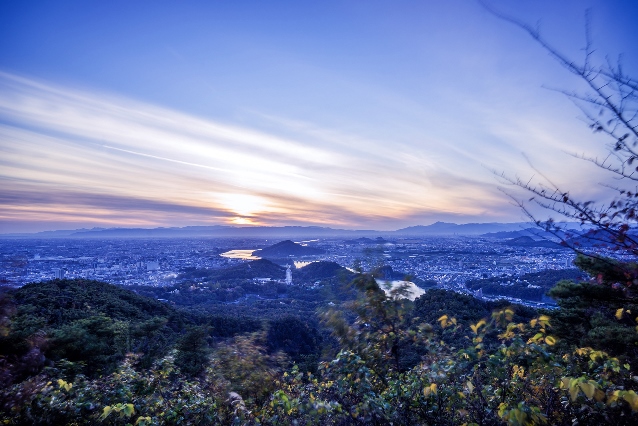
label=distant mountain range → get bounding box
[1,225,378,239]
[480,227,575,240]
[396,221,583,236]
[396,222,523,235]
[1,221,586,239]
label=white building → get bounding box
[285,265,292,285]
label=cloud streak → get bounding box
[0,70,599,232]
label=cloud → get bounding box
[0,70,593,231]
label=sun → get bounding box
[231,217,257,225]
[215,193,268,219]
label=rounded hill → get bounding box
[253,240,325,258]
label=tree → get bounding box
[483,3,638,298]
[480,4,638,381]
[174,326,210,377]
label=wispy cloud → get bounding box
[0,71,580,231]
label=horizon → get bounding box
[0,220,556,237]
[1,1,636,234]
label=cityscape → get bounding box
[0,229,581,308]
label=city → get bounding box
[0,233,581,308]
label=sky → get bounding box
[1,0,637,233]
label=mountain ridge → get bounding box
[1,221,585,238]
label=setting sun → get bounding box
[215,193,269,219]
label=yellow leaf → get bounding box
[100,406,113,421]
[498,402,508,417]
[569,383,579,401]
[623,390,638,411]
[123,403,135,417]
[56,379,72,392]
[530,318,538,327]
[545,335,556,345]
[438,315,449,328]
[608,390,621,405]
[575,347,589,356]
[424,383,437,397]
[471,319,486,334]
[466,381,474,394]
[528,333,543,344]
[579,382,596,399]
[560,377,570,389]
[616,308,624,320]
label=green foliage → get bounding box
[0,279,185,379]
[210,332,288,405]
[3,267,638,425]
[574,254,638,290]
[254,296,638,425]
[544,261,638,365]
[266,315,321,371]
[1,352,228,425]
[323,274,419,375]
[174,326,210,377]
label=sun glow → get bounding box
[216,193,269,218]
[231,217,258,225]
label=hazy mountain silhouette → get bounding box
[254,240,325,258]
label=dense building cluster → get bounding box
[0,235,585,308]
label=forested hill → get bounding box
[295,261,354,281]
[12,279,176,322]
[179,259,351,284]
[0,279,189,377]
[0,277,324,384]
[253,240,325,257]
[210,258,286,280]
